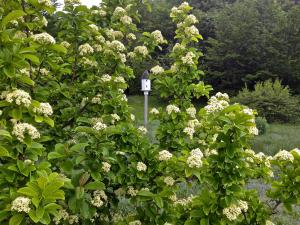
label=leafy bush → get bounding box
[233,79,300,123]
[255,117,268,135]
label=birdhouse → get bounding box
[141,70,151,92]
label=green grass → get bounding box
[128,95,300,156]
[251,124,300,155]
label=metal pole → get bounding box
[144,91,148,127]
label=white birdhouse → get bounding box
[141,70,151,92]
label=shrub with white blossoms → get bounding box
[164,176,175,186]
[181,51,196,65]
[151,30,166,44]
[101,74,112,82]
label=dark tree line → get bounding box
[135,0,300,95]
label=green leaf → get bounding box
[1,10,26,28]
[70,143,89,152]
[12,108,22,120]
[137,190,155,197]
[43,117,54,127]
[49,44,67,54]
[154,196,164,208]
[36,207,45,220]
[23,54,40,64]
[48,152,64,160]
[18,187,37,197]
[0,146,9,157]
[85,181,105,190]
[17,75,35,86]
[9,214,24,225]
[0,130,12,140]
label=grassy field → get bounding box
[128,95,300,155]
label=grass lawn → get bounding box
[128,95,300,155]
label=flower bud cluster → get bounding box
[187,148,203,168]
[1,89,31,107]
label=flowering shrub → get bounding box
[0,1,299,225]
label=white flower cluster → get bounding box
[158,150,173,161]
[127,33,136,40]
[113,7,126,17]
[102,162,111,173]
[12,123,40,142]
[33,102,53,117]
[80,57,97,67]
[91,94,101,104]
[223,200,248,221]
[93,121,107,131]
[11,197,31,213]
[106,29,124,40]
[170,2,190,17]
[182,52,196,65]
[114,76,125,83]
[184,15,198,25]
[127,186,138,196]
[33,16,48,26]
[204,92,230,113]
[137,162,147,171]
[1,89,31,107]
[185,25,200,38]
[107,40,126,52]
[186,107,196,118]
[174,195,195,207]
[93,44,102,52]
[79,43,94,56]
[40,68,50,76]
[138,126,147,134]
[204,148,218,157]
[129,220,142,225]
[53,209,79,225]
[91,190,107,208]
[32,32,55,45]
[249,126,259,136]
[187,119,201,128]
[150,108,159,115]
[151,30,166,44]
[88,24,98,32]
[120,15,132,25]
[166,104,180,114]
[111,113,120,124]
[101,74,112,82]
[173,43,185,52]
[151,65,164,75]
[273,150,294,162]
[164,176,175,186]
[92,9,106,16]
[183,126,195,139]
[60,41,70,48]
[131,114,135,121]
[134,46,148,57]
[187,148,203,168]
[20,68,30,76]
